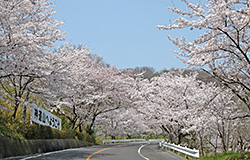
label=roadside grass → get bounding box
[200,152,250,160]
[0,102,95,143]
[177,151,250,160]
[177,152,250,160]
[158,144,250,160]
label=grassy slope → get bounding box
[200,152,250,160]
[0,100,95,142]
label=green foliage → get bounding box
[17,123,54,139]
[200,152,250,160]
[0,104,95,144]
[0,110,24,139]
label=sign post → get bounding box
[30,103,61,130]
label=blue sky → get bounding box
[51,0,192,71]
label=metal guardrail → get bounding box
[159,141,199,160]
[148,139,165,142]
[102,139,146,144]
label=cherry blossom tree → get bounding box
[33,43,91,131]
[157,0,250,118]
[145,70,250,153]
[0,0,65,119]
[133,70,245,153]
[82,66,135,135]
[96,107,152,140]
[94,73,152,139]
[38,46,136,135]
[96,110,122,139]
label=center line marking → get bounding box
[138,144,150,160]
[86,145,121,160]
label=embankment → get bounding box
[0,136,93,158]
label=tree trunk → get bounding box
[86,116,96,135]
[199,131,204,156]
[177,131,186,145]
[161,125,174,143]
[22,90,30,123]
[79,124,83,133]
[127,134,132,139]
[12,102,19,119]
[86,125,93,135]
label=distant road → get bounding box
[10,141,185,160]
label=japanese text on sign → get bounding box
[30,103,61,130]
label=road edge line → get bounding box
[138,144,150,160]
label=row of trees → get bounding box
[1,0,65,119]
[157,0,250,117]
[155,0,250,153]
[0,0,134,135]
[96,70,249,154]
[94,0,250,154]
[1,0,249,154]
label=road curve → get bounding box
[7,141,185,160]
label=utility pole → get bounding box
[22,89,30,124]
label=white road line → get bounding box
[138,144,150,160]
[20,148,80,160]
[20,154,42,160]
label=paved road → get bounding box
[7,141,185,160]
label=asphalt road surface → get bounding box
[7,141,186,160]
